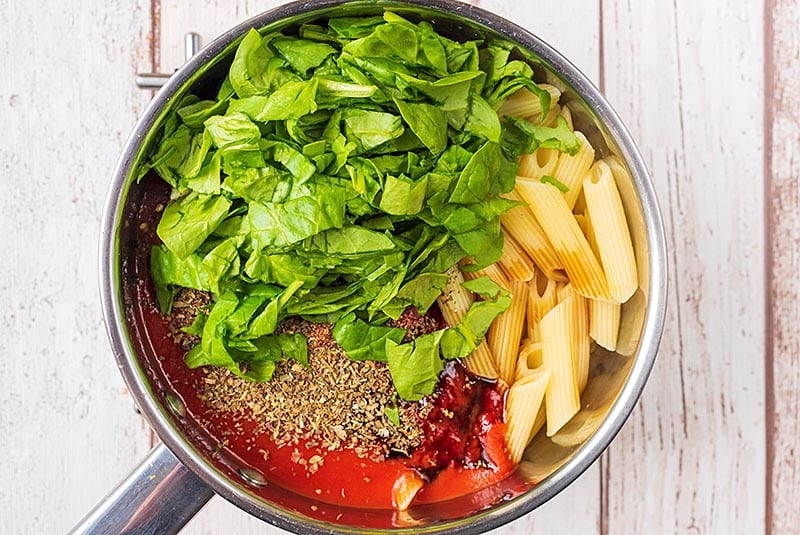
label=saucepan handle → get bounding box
[68,443,214,535]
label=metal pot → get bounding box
[72,1,667,533]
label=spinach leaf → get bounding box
[156,192,232,259]
[332,313,405,361]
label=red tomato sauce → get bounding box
[122,174,530,523]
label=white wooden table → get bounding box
[1,1,797,533]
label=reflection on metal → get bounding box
[135,32,201,89]
[67,444,213,535]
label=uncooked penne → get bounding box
[518,147,560,179]
[438,265,500,378]
[589,298,621,351]
[552,131,595,209]
[542,298,580,437]
[437,265,472,327]
[497,84,561,121]
[516,339,543,381]
[559,105,574,131]
[557,283,590,393]
[461,262,511,292]
[583,160,638,303]
[502,189,566,281]
[498,231,536,282]
[463,342,500,380]
[541,298,580,436]
[488,280,529,385]
[505,368,550,463]
[527,274,558,342]
[515,180,610,301]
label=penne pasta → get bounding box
[515,180,611,301]
[557,283,591,393]
[504,368,550,463]
[558,105,574,131]
[461,262,511,292]
[497,84,562,122]
[583,160,638,303]
[502,189,566,281]
[436,265,473,327]
[498,231,536,282]
[552,131,595,209]
[488,281,529,385]
[528,404,546,445]
[438,265,500,378]
[516,339,543,381]
[589,298,621,351]
[527,273,558,342]
[463,342,500,379]
[540,298,581,436]
[518,147,560,179]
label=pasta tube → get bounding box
[583,160,638,303]
[437,265,499,379]
[552,131,595,209]
[515,180,610,301]
[559,105,574,130]
[488,280,529,385]
[505,368,550,463]
[557,283,590,393]
[461,262,511,292]
[541,298,581,436]
[498,231,536,282]
[497,84,562,121]
[518,147,560,179]
[589,298,621,351]
[527,273,558,342]
[502,189,566,281]
[516,339,543,381]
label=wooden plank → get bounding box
[765,0,800,533]
[0,1,155,534]
[157,1,602,533]
[600,1,766,533]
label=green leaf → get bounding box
[247,188,346,249]
[342,108,404,151]
[386,331,445,401]
[385,404,401,427]
[379,174,427,215]
[393,98,448,155]
[156,192,232,259]
[228,79,319,122]
[332,313,405,361]
[272,36,337,75]
[506,115,580,156]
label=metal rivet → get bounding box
[164,391,186,418]
[238,467,268,488]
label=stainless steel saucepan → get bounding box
[71,1,667,533]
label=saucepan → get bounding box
[71,0,667,533]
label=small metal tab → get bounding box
[164,391,187,418]
[136,32,201,89]
[238,467,268,488]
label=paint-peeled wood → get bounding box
[766,0,800,532]
[600,0,766,533]
[0,1,155,534]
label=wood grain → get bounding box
[600,0,767,533]
[0,1,155,533]
[765,0,800,532]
